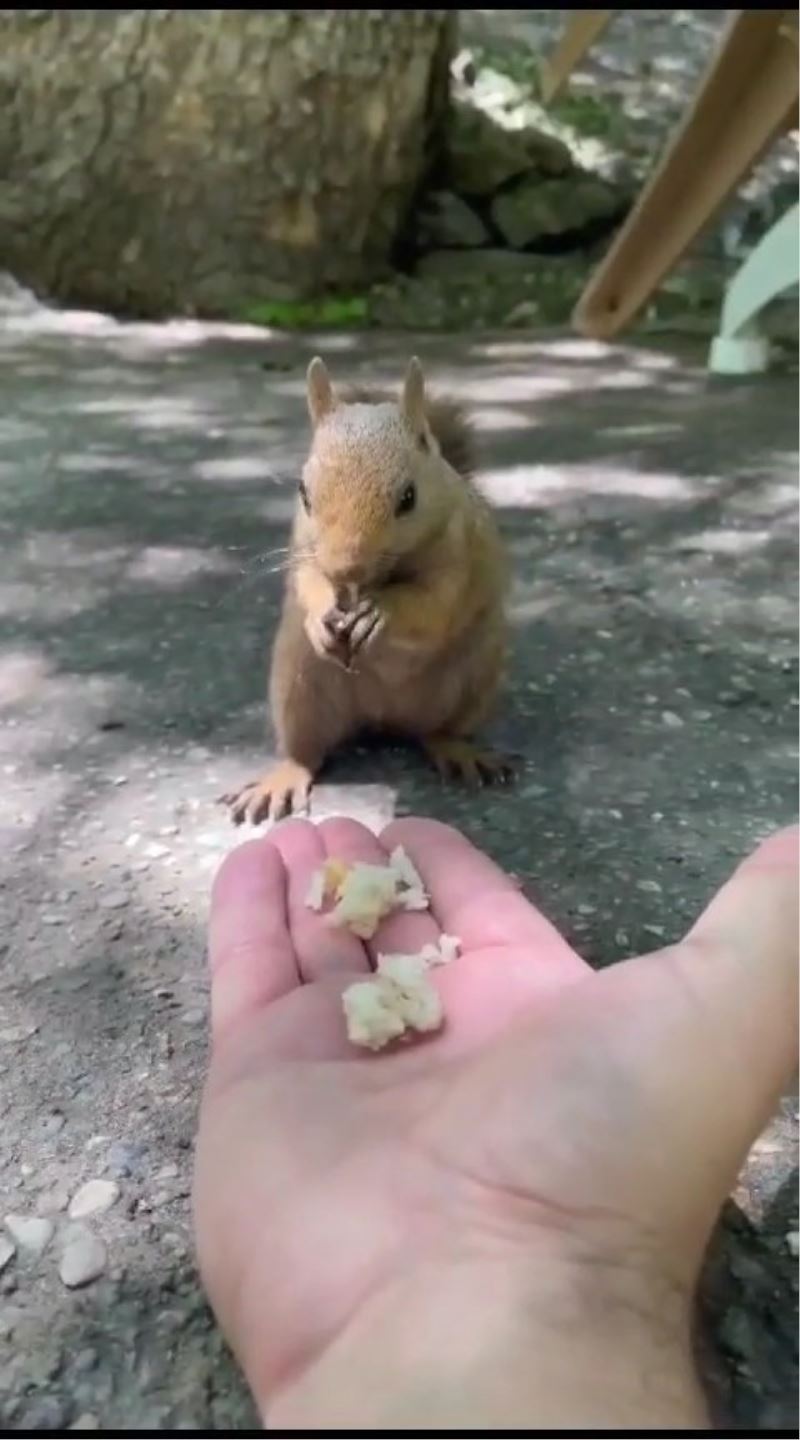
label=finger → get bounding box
[380,818,586,978]
[209,837,299,1042]
[268,818,370,982]
[318,817,441,965]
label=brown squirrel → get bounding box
[223,355,513,825]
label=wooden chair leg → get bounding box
[539,11,615,105]
[572,9,800,342]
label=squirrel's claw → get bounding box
[220,761,314,826]
[423,738,518,788]
[315,597,385,666]
[346,600,385,656]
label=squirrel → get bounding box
[223,355,513,825]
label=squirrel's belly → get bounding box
[351,651,473,739]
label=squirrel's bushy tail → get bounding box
[422,394,476,480]
[341,385,477,480]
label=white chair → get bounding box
[709,202,799,374]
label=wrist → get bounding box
[264,1248,707,1430]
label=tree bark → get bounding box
[0,10,454,317]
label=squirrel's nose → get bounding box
[328,566,367,604]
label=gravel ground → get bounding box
[0,279,797,1430]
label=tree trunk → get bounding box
[0,10,454,317]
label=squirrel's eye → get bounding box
[396,483,416,516]
[298,479,311,513]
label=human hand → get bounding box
[193,817,798,1428]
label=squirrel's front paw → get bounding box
[343,597,385,657]
[304,611,350,667]
[311,598,385,667]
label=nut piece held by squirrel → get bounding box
[223,354,515,825]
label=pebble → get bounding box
[105,1139,147,1180]
[58,1224,107,1288]
[69,1179,120,1220]
[636,879,662,893]
[0,1024,38,1045]
[4,1213,55,1256]
[71,1416,100,1432]
[161,1230,187,1254]
[73,1346,98,1374]
[181,1008,205,1027]
[20,1398,71,1430]
[156,1161,180,1181]
[0,1235,15,1272]
[39,1111,67,1137]
[99,890,130,911]
[662,710,684,728]
[787,1231,799,1258]
[157,1031,173,1060]
[144,842,170,860]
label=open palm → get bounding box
[193,816,797,1422]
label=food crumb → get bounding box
[305,846,430,938]
[342,934,460,1051]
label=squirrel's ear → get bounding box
[306,356,336,428]
[400,356,426,434]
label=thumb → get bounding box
[591,826,797,1268]
[684,823,798,1109]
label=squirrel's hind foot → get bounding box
[423,737,517,788]
[220,760,314,826]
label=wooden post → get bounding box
[539,11,615,105]
[572,10,800,341]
